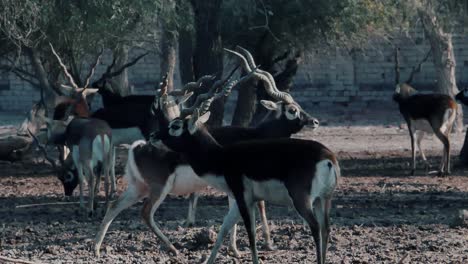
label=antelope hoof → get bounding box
[94,247,101,258]
[264,242,277,251]
[87,209,96,219]
[228,246,241,258]
[437,170,448,177]
[165,244,179,256]
[424,163,430,174]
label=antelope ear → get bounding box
[178,92,194,105]
[395,84,401,94]
[64,116,74,125]
[198,111,211,124]
[260,100,279,111]
[82,88,99,97]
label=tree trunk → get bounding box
[231,77,257,127]
[178,27,194,85]
[191,0,224,126]
[418,7,466,163]
[0,135,32,161]
[25,47,56,116]
[160,29,177,92]
[0,103,47,161]
[108,44,130,96]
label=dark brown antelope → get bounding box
[154,48,336,264]
[95,69,268,258]
[153,103,338,264]
[394,48,457,176]
[94,48,320,258]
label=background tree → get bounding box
[216,0,403,126]
[0,0,162,160]
[0,0,161,111]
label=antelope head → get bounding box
[225,46,319,128]
[260,100,320,130]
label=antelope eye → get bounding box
[65,172,74,182]
[288,108,297,113]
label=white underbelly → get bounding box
[200,174,231,196]
[170,165,208,195]
[249,178,292,205]
[112,127,144,145]
[411,118,433,133]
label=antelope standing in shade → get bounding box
[94,47,320,258]
[41,44,116,213]
[393,48,457,176]
[153,48,336,264]
[153,104,338,264]
[44,117,115,216]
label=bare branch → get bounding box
[247,0,280,42]
[0,255,43,264]
[92,52,147,88]
[0,64,39,88]
[27,128,58,172]
[406,48,431,84]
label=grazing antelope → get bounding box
[393,83,457,176]
[153,106,338,264]
[45,116,115,215]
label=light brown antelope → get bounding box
[43,44,115,214]
[394,48,457,176]
[44,116,115,216]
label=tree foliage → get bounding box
[0,0,163,90]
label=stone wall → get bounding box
[2,31,468,113]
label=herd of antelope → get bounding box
[28,45,468,264]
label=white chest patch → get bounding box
[246,178,292,205]
[170,165,209,195]
[112,127,144,145]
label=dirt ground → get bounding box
[0,112,467,264]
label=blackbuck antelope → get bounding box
[95,48,321,258]
[156,48,334,264]
[45,117,115,215]
[153,106,338,264]
[91,71,215,142]
[393,83,457,176]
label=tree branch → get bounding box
[92,52,148,86]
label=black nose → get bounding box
[308,118,319,129]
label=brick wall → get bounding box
[2,31,468,113]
